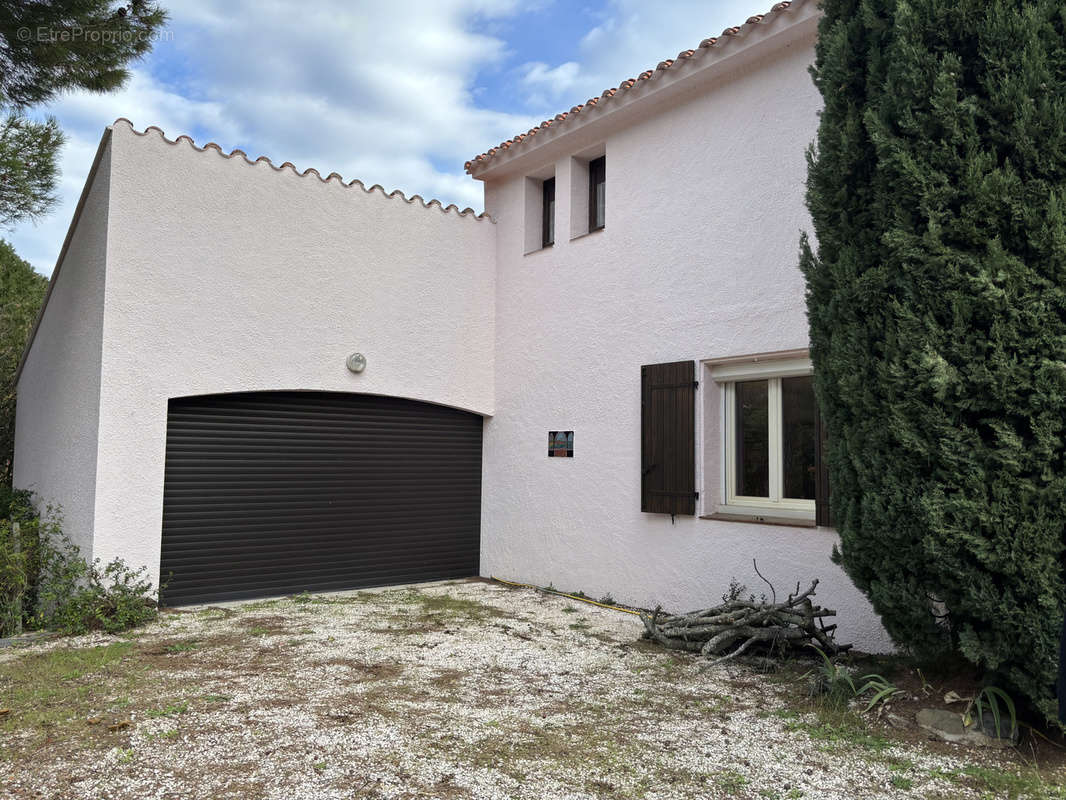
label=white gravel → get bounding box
[0,580,1052,799]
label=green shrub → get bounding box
[35,542,158,635]
[0,494,158,636]
[0,489,49,636]
[801,0,1066,723]
[0,519,29,635]
[0,485,35,519]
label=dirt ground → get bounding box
[2,579,1065,799]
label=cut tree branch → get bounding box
[639,576,850,663]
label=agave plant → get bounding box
[809,647,902,713]
[965,686,1017,740]
[854,673,902,713]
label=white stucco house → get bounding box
[12,0,892,651]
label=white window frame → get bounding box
[712,357,816,521]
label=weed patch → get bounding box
[240,599,282,611]
[782,705,890,753]
[715,768,748,794]
[145,700,189,718]
[410,592,509,622]
[0,641,136,749]
[954,765,1066,800]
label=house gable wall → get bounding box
[479,29,894,652]
[86,121,496,586]
[13,139,112,560]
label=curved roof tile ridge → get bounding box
[110,118,491,221]
[464,0,797,173]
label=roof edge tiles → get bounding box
[464,1,809,175]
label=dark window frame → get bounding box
[541,177,555,248]
[588,156,605,232]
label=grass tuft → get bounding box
[145,700,189,718]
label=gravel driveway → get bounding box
[1,580,1062,799]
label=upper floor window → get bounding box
[588,156,605,231]
[542,177,555,247]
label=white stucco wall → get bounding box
[80,120,496,586]
[478,25,893,651]
[13,140,112,558]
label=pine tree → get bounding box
[0,1,167,223]
[0,114,62,225]
[0,0,168,108]
[802,0,1066,722]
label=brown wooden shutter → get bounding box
[641,360,696,516]
[815,413,833,527]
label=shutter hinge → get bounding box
[693,380,699,389]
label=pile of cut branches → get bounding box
[639,575,850,664]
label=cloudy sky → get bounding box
[7,0,767,275]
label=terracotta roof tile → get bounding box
[465,1,797,173]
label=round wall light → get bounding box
[346,352,367,373]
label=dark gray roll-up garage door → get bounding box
[159,391,483,606]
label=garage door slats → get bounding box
[161,555,480,591]
[167,567,479,605]
[160,391,483,606]
[160,526,482,556]
[161,495,483,516]
[162,557,480,589]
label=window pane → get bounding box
[542,178,555,247]
[735,380,769,497]
[782,375,817,500]
[589,156,605,231]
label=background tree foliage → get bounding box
[0,0,167,223]
[0,115,62,225]
[0,240,47,485]
[802,0,1066,722]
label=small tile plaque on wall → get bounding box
[548,431,573,457]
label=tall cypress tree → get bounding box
[802,0,1066,721]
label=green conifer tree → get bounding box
[802,0,1066,721]
[0,240,47,486]
[0,1,168,223]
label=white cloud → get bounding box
[520,61,581,108]
[517,0,775,113]
[5,0,538,274]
